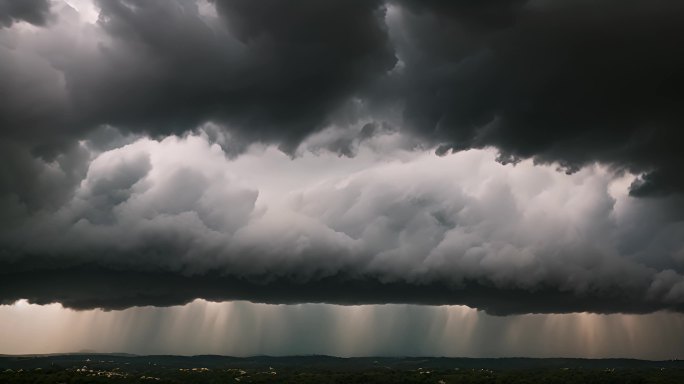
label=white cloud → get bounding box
[3,130,684,312]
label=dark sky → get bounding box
[1,0,684,321]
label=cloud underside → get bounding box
[2,0,684,314]
[3,268,681,315]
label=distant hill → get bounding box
[1,354,683,371]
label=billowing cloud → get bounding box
[0,0,51,27]
[2,0,684,194]
[384,0,684,196]
[1,1,684,317]
[2,132,684,314]
[0,0,395,155]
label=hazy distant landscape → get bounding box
[2,355,684,383]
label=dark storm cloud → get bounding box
[0,0,395,155]
[2,266,681,315]
[0,0,51,27]
[2,0,684,194]
[387,0,684,196]
[0,0,393,212]
[2,0,684,315]
[1,137,684,315]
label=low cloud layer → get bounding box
[2,133,684,314]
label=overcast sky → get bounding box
[1,0,684,357]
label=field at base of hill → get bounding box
[1,355,684,383]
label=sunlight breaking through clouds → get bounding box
[2,299,684,360]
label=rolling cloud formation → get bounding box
[2,134,684,314]
[1,0,684,314]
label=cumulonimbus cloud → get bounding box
[1,132,684,314]
[1,0,684,314]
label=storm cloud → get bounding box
[2,0,684,191]
[2,133,684,314]
[386,0,684,196]
[0,0,51,27]
[1,1,684,315]
[0,0,395,155]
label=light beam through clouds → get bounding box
[2,299,684,360]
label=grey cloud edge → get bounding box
[1,266,679,315]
